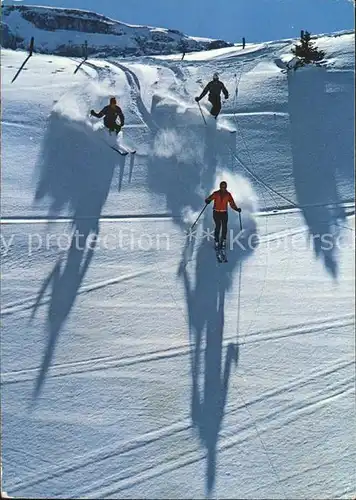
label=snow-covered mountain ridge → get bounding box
[1,4,233,57]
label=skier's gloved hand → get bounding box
[195,97,200,102]
[236,207,242,212]
[205,198,212,204]
[90,110,95,116]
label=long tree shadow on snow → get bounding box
[178,214,257,496]
[288,67,354,278]
[31,110,120,399]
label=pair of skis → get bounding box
[215,244,228,263]
[94,124,136,156]
[110,144,136,156]
[196,101,236,133]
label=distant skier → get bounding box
[90,97,125,134]
[195,73,229,119]
[205,181,241,249]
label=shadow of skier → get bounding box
[178,214,256,496]
[31,224,97,400]
[147,95,237,233]
[31,110,117,399]
[147,96,204,227]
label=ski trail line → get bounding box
[7,359,353,495]
[0,269,151,317]
[106,60,159,132]
[9,362,352,497]
[2,314,353,384]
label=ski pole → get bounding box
[234,73,238,97]
[236,209,243,342]
[196,101,207,125]
[189,204,208,232]
[238,210,243,231]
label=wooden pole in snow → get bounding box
[11,37,35,83]
[74,40,88,74]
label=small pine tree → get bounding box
[291,31,325,65]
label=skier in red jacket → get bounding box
[205,181,241,249]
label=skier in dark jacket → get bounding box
[90,97,125,134]
[205,181,241,249]
[195,73,229,118]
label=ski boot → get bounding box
[220,239,228,262]
[215,240,222,262]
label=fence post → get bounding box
[29,36,34,56]
[11,36,34,83]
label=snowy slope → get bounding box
[1,30,355,500]
[1,4,231,57]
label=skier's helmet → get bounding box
[110,97,117,105]
[220,181,227,189]
[213,72,219,80]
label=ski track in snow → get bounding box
[1,205,354,224]
[6,358,353,495]
[2,120,43,130]
[108,60,159,132]
[83,59,158,132]
[0,269,152,317]
[2,314,354,385]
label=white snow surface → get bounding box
[1,31,355,499]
